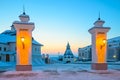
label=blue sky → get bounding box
[0,0,120,55]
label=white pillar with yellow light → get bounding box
[13,12,34,71]
[88,17,110,70]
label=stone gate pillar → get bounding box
[88,18,110,70]
[13,12,34,71]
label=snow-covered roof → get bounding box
[0,51,15,54]
[0,30,43,46]
[0,33,16,44]
[64,49,74,56]
[13,21,34,25]
[19,13,29,18]
[108,36,120,43]
[64,43,74,56]
[32,39,43,46]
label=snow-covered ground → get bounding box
[0,64,120,80]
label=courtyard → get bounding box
[0,64,120,80]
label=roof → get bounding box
[19,12,29,18]
[64,49,74,56]
[0,51,16,54]
[32,39,43,46]
[0,30,43,46]
[108,36,120,43]
[13,21,34,25]
[64,43,74,56]
[0,31,16,44]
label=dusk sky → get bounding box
[0,0,120,55]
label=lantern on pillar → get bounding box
[21,37,25,49]
[100,39,106,49]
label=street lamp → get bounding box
[113,55,116,61]
[21,37,25,49]
[100,39,106,49]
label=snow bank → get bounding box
[0,64,120,80]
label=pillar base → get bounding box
[16,65,32,71]
[92,63,107,70]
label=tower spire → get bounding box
[67,42,70,49]
[23,5,26,15]
[94,12,105,27]
[98,12,101,20]
[19,5,30,22]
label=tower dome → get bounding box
[94,18,105,27]
[19,12,30,22]
[94,13,105,27]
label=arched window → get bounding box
[35,48,37,51]
[0,55,1,61]
[4,47,6,51]
[15,47,17,51]
[68,56,70,58]
[0,47,1,51]
[6,54,10,62]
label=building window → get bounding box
[0,47,1,51]
[37,48,39,51]
[109,45,112,47]
[4,47,6,51]
[35,48,37,51]
[15,47,16,51]
[6,54,10,62]
[0,57,1,61]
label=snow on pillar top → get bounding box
[19,12,30,22]
[94,19,105,27]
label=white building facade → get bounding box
[78,45,91,61]
[107,36,120,61]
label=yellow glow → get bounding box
[41,42,79,54]
[16,30,31,65]
[99,39,106,49]
[113,55,116,58]
[96,33,107,63]
[21,37,25,42]
[102,39,106,44]
[35,34,90,54]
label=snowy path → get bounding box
[0,64,120,80]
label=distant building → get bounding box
[78,45,91,61]
[63,43,74,63]
[58,55,63,61]
[0,12,44,65]
[107,36,120,61]
[78,36,120,62]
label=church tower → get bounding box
[63,42,74,63]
